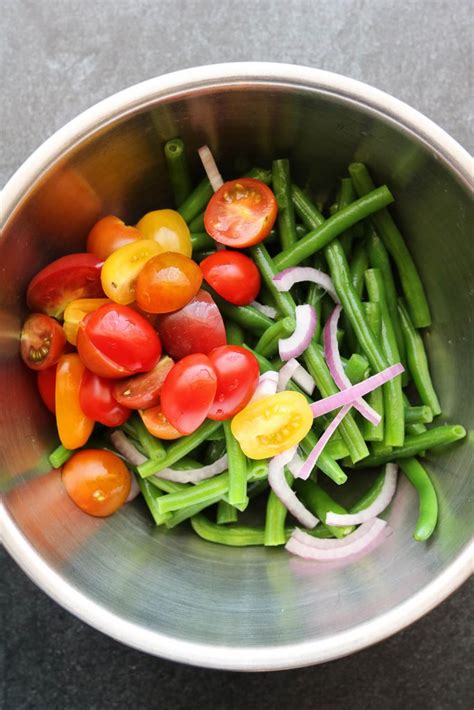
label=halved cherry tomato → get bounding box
[135,252,202,314]
[231,391,313,459]
[20,313,66,371]
[37,366,57,413]
[62,449,131,517]
[55,354,94,449]
[136,209,192,257]
[79,370,131,426]
[207,346,259,420]
[26,253,104,318]
[204,178,277,248]
[81,304,161,375]
[63,298,110,345]
[161,354,217,435]
[77,324,132,379]
[101,239,162,304]
[157,289,226,360]
[200,251,261,305]
[87,215,142,261]
[113,356,174,410]
[139,405,182,440]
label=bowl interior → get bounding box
[1,70,472,669]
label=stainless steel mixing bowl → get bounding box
[1,63,472,671]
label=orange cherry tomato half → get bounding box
[55,354,94,449]
[37,365,57,413]
[200,250,261,305]
[79,370,131,427]
[160,354,217,435]
[113,355,174,410]
[86,215,142,261]
[61,449,131,517]
[207,345,260,420]
[204,178,277,248]
[135,252,202,314]
[139,405,182,440]
[20,313,66,371]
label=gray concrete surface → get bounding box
[1,1,473,708]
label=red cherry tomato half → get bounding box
[200,251,261,306]
[20,313,66,371]
[37,365,57,413]
[86,215,142,261]
[84,303,161,374]
[113,356,174,410]
[79,370,131,427]
[157,289,226,360]
[204,178,277,248]
[207,345,260,420]
[160,354,217,435]
[77,324,132,379]
[26,253,104,318]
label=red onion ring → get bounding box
[326,464,398,526]
[279,304,317,361]
[268,448,319,528]
[272,266,339,303]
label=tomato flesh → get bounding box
[79,370,131,426]
[160,354,217,435]
[204,178,277,248]
[55,354,94,449]
[139,405,182,440]
[62,449,131,517]
[200,251,261,305]
[20,313,66,370]
[207,346,259,420]
[136,209,192,257]
[26,253,104,318]
[87,215,142,261]
[113,356,174,410]
[135,252,202,314]
[37,366,57,413]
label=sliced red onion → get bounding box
[310,363,404,418]
[110,430,147,466]
[287,451,306,479]
[324,305,380,426]
[290,363,315,395]
[268,448,319,528]
[126,474,141,503]
[155,453,228,484]
[286,518,388,560]
[277,358,315,395]
[298,404,352,480]
[198,145,224,192]
[326,464,398,526]
[279,304,317,361]
[272,266,339,303]
[250,301,277,319]
[250,371,279,403]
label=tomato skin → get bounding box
[204,178,277,248]
[77,323,132,379]
[63,298,111,345]
[231,391,313,460]
[101,239,162,305]
[157,289,226,360]
[113,356,174,409]
[55,354,95,449]
[79,370,131,426]
[62,449,131,517]
[37,366,57,413]
[161,354,217,435]
[87,215,142,261]
[207,346,259,420]
[136,252,202,314]
[20,313,66,371]
[200,251,261,305]
[84,304,161,374]
[139,405,182,440]
[136,209,192,257]
[26,253,104,318]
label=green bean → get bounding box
[245,166,272,185]
[272,159,298,250]
[137,419,221,477]
[178,178,214,224]
[149,477,186,494]
[189,212,205,233]
[294,481,355,538]
[191,514,268,546]
[398,457,438,540]
[353,425,466,467]
[291,184,325,230]
[300,432,348,485]
[254,316,295,357]
[349,163,431,327]
[343,352,371,384]
[165,495,223,529]
[403,393,428,437]
[338,177,357,257]
[225,320,245,346]
[349,468,386,514]
[264,469,292,546]
[362,302,384,442]
[325,439,350,460]
[224,420,248,507]
[157,472,231,514]
[139,478,171,526]
[208,289,274,335]
[49,443,73,469]
[207,427,225,441]
[203,438,227,465]
[217,500,239,524]
[365,268,404,447]
[398,300,441,416]
[164,138,192,207]
[273,186,394,270]
[132,414,166,461]
[351,241,369,298]
[306,254,326,342]
[404,406,433,425]
[191,232,214,252]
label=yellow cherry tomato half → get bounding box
[231,391,313,460]
[101,239,162,304]
[63,298,110,345]
[136,209,192,257]
[55,353,94,450]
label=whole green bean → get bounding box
[139,479,171,526]
[132,414,166,461]
[338,177,357,257]
[291,184,325,231]
[404,406,433,425]
[191,514,269,546]
[398,457,438,540]
[272,159,298,250]
[294,481,355,538]
[264,469,292,546]
[225,320,245,346]
[178,178,214,224]
[274,185,394,270]
[362,301,385,442]
[164,138,192,207]
[398,300,441,416]
[208,289,274,335]
[349,162,431,327]
[224,420,248,507]
[49,443,73,469]
[254,317,295,357]
[217,500,239,524]
[191,232,215,252]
